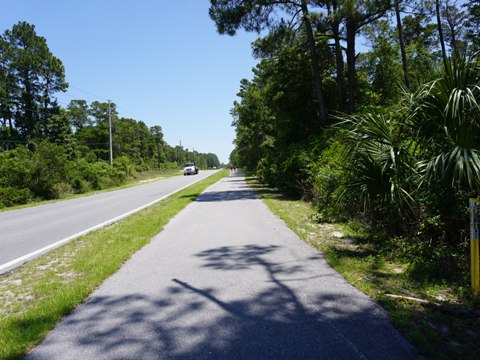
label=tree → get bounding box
[113,117,150,164]
[300,0,329,125]
[394,0,410,89]
[231,78,275,172]
[341,0,393,113]
[45,108,75,154]
[0,35,15,140]
[67,100,90,130]
[72,101,112,160]
[1,22,67,140]
[209,0,329,126]
[321,0,348,111]
[89,100,116,125]
[203,153,220,168]
[435,0,448,69]
[149,125,166,167]
[441,0,467,57]
[402,13,439,88]
[465,0,480,54]
[362,20,403,105]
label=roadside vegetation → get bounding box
[0,169,227,360]
[247,177,480,359]
[212,1,480,298]
[0,22,220,209]
[0,168,183,213]
[210,1,480,358]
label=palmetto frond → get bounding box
[410,55,480,190]
[418,147,480,189]
[340,112,416,214]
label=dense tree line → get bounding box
[0,22,220,208]
[212,0,480,279]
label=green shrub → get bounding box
[50,182,75,199]
[0,146,33,189]
[72,159,120,190]
[28,141,71,199]
[159,162,180,170]
[275,143,312,197]
[310,138,347,221]
[107,165,127,186]
[0,187,33,207]
[114,156,137,179]
[256,156,277,187]
[70,176,92,194]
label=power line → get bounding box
[2,82,143,123]
[67,85,109,102]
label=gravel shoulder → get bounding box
[27,173,420,360]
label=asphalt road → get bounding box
[0,170,216,273]
[28,173,419,360]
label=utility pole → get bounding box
[179,140,182,164]
[108,100,113,166]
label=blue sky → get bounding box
[2,0,260,163]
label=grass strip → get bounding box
[0,169,228,360]
[246,177,480,360]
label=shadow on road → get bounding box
[29,245,418,359]
[195,190,259,202]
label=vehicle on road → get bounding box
[183,162,198,175]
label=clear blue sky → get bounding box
[2,0,260,163]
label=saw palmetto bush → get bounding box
[337,112,417,234]
[409,56,480,190]
[325,55,480,278]
[402,56,480,277]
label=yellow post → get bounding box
[469,198,480,293]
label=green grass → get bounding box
[246,177,480,360]
[0,168,184,213]
[0,169,228,360]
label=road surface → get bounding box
[28,173,419,359]
[0,171,216,273]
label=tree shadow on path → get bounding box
[28,245,419,360]
[194,190,259,202]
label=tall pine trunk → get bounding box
[395,0,410,89]
[346,18,356,114]
[333,24,346,111]
[329,0,346,111]
[22,69,36,139]
[301,0,328,127]
[436,0,448,69]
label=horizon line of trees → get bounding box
[0,21,220,208]
[212,0,480,280]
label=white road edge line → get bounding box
[0,172,217,274]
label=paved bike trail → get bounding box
[28,173,419,359]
